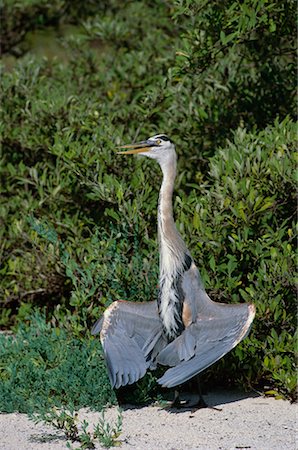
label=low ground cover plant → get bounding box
[0,0,296,412]
[0,312,116,413]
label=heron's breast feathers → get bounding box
[158,252,194,341]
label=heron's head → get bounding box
[117,134,175,166]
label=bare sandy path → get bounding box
[0,390,297,450]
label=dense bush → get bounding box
[0,0,108,54]
[0,312,116,413]
[0,0,296,400]
[171,0,296,149]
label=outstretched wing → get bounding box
[157,263,256,388]
[91,300,166,389]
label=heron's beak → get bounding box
[117,140,154,155]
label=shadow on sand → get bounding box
[121,389,260,413]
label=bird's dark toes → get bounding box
[190,397,222,412]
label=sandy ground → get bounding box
[0,390,297,450]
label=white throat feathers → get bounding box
[157,150,192,341]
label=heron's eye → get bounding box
[156,139,161,145]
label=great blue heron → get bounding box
[91,134,255,390]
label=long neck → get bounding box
[158,157,176,243]
[158,155,187,267]
[157,154,189,340]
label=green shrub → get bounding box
[169,0,296,155]
[0,0,296,400]
[27,216,159,334]
[0,312,116,413]
[1,0,109,54]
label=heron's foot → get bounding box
[167,392,222,412]
[164,390,222,411]
[193,395,208,409]
[189,396,222,412]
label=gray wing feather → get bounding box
[92,300,165,389]
[158,301,255,388]
[157,264,255,387]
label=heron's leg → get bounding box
[171,389,182,408]
[189,376,222,412]
[166,389,186,408]
[195,376,208,408]
[166,377,222,410]
[167,380,207,409]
